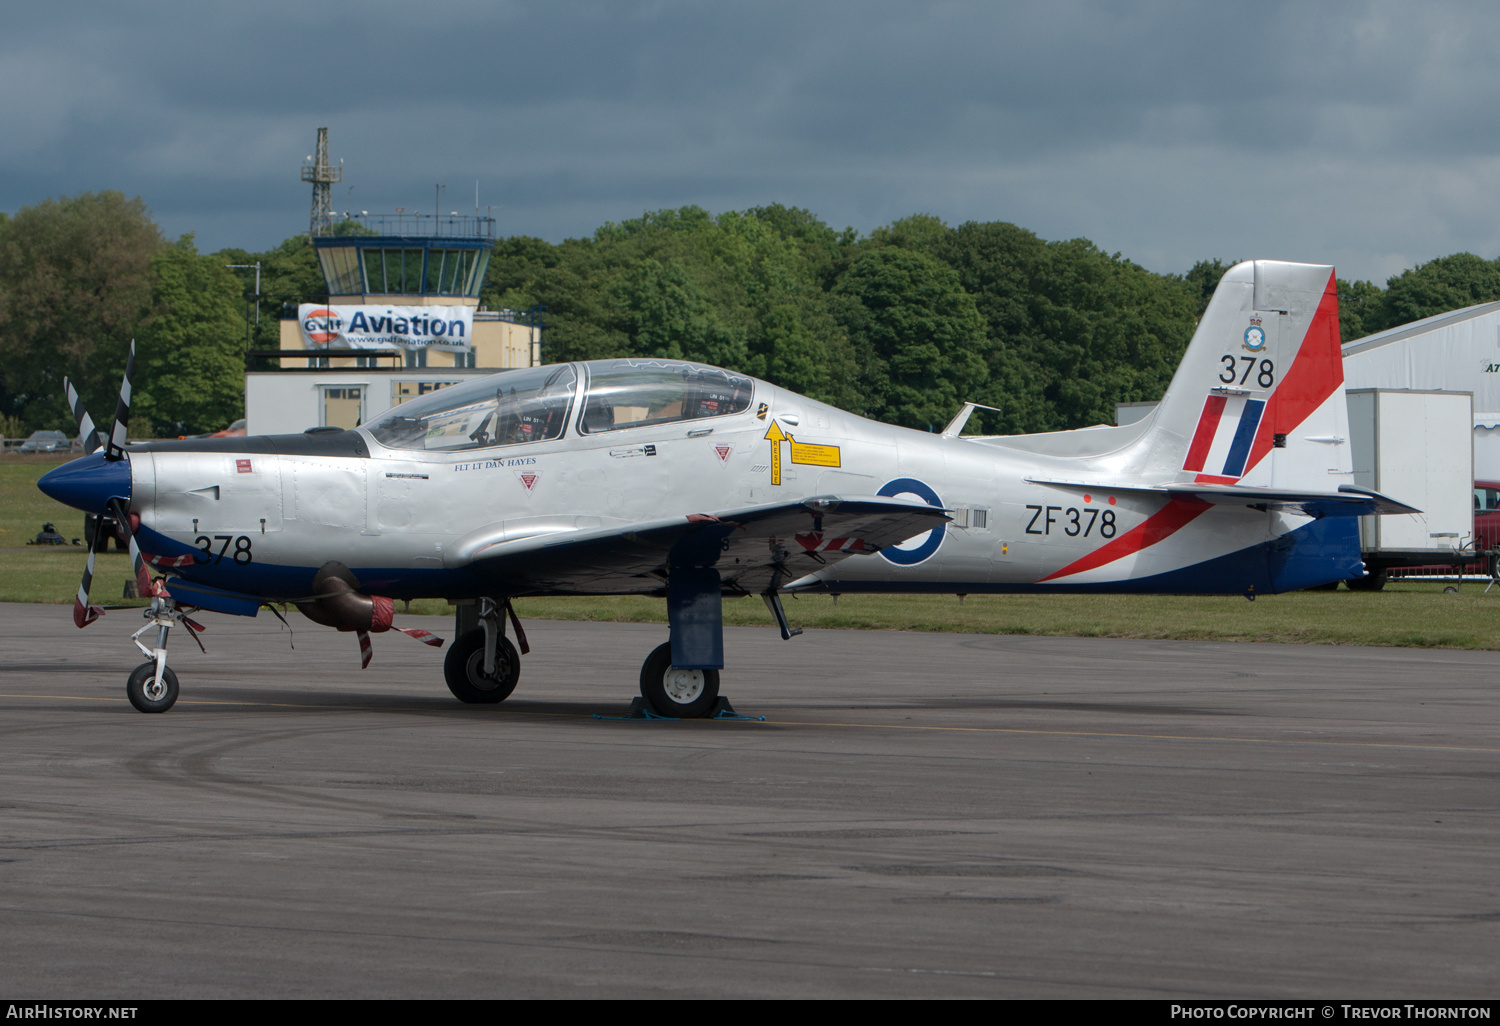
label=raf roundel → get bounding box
[302,308,344,346]
[1243,325,1266,352]
[876,477,946,565]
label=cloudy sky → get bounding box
[4,0,1500,282]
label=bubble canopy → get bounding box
[578,361,754,433]
[367,364,577,452]
[364,360,757,452]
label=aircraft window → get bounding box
[367,364,578,451]
[579,362,753,433]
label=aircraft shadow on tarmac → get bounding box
[86,684,1242,721]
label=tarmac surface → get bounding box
[0,601,1497,999]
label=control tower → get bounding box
[256,133,545,431]
[264,201,541,431]
[278,209,538,369]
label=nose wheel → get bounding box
[639,642,720,718]
[126,662,179,713]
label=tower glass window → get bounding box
[314,221,494,299]
[317,247,362,295]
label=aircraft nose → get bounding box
[37,451,132,512]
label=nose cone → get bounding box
[37,451,132,512]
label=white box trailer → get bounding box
[1346,389,1474,587]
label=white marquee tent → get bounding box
[1342,301,1500,481]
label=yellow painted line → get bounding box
[758,718,1500,753]
[0,692,578,716]
[2,693,1493,753]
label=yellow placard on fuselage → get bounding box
[788,439,841,467]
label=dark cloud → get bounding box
[3,1,1500,281]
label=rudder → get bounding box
[1143,261,1351,493]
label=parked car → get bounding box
[184,418,246,440]
[18,430,70,453]
[1474,481,1500,570]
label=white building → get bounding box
[1341,301,1500,481]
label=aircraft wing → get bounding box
[1027,477,1420,517]
[448,495,950,595]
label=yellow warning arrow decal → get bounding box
[764,421,786,486]
[765,421,841,484]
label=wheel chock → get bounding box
[591,696,764,722]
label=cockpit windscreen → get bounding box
[367,364,578,451]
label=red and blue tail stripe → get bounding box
[1183,396,1266,482]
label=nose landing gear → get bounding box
[124,591,197,713]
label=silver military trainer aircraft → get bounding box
[39,260,1415,716]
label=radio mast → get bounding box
[301,128,343,237]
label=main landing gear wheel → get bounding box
[1346,568,1389,592]
[639,642,720,719]
[444,629,520,704]
[126,662,179,714]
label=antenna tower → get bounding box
[300,127,343,237]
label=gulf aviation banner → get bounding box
[298,304,473,352]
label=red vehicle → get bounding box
[180,419,246,441]
[1474,481,1500,572]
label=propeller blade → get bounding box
[63,377,102,455]
[72,524,107,629]
[107,497,151,599]
[357,629,373,669]
[105,341,135,461]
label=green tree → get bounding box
[832,247,990,430]
[132,236,247,436]
[1185,259,1236,318]
[607,256,747,366]
[927,222,1198,433]
[0,192,162,430]
[1369,253,1500,334]
[477,206,859,407]
[1336,278,1384,342]
[215,233,328,353]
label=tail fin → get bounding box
[1147,261,1350,492]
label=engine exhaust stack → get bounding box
[297,561,394,633]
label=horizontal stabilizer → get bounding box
[1026,477,1419,518]
[1165,483,1417,517]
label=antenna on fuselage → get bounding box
[941,402,1003,438]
